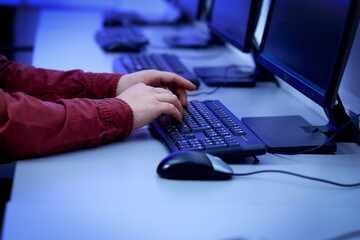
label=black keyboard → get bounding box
[113,53,200,87]
[150,100,266,160]
[95,27,149,52]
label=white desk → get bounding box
[2,9,360,240]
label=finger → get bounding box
[172,87,188,106]
[152,71,197,90]
[156,92,183,116]
[154,87,185,113]
[158,102,183,123]
[153,81,189,106]
[153,87,184,106]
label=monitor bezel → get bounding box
[256,0,360,109]
[208,0,263,53]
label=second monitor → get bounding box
[243,0,360,153]
[163,0,221,48]
[193,0,274,86]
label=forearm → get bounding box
[0,55,123,101]
[0,90,133,160]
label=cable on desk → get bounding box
[232,170,360,187]
[232,114,360,187]
[187,86,221,96]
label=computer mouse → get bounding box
[157,151,233,180]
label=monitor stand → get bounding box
[324,96,360,144]
[193,65,256,87]
[163,34,210,48]
[242,115,337,153]
[163,29,223,48]
[193,39,279,87]
[241,96,360,154]
[193,64,277,87]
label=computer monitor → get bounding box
[163,0,220,48]
[176,0,204,22]
[209,0,262,53]
[339,21,360,125]
[194,0,273,86]
[242,0,360,153]
[102,1,182,26]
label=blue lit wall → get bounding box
[0,0,171,64]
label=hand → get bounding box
[117,83,183,129]
[116,70,196,107]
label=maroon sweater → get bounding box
[0,55,133,160]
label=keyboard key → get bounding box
[180,146,204,151]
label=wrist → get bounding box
[116,75,127,96]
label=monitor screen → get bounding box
[339,21,360,115]
[256,0,360,109]
[176,0,204,21]
[209,0,263,52]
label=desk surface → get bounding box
[3,9,360,240]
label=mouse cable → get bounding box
[270,113,360,155]
[187,86,221,96]
[232,170,360,187]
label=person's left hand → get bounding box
[116,70,196,106]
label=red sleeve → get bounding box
[0,55,123,101]
[0,89,133,160]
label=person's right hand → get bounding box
[116,70,196,107]
[117,83,183,129]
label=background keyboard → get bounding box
[95,26,149,52]
[149,100,266,161]
[113,53,200,87]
